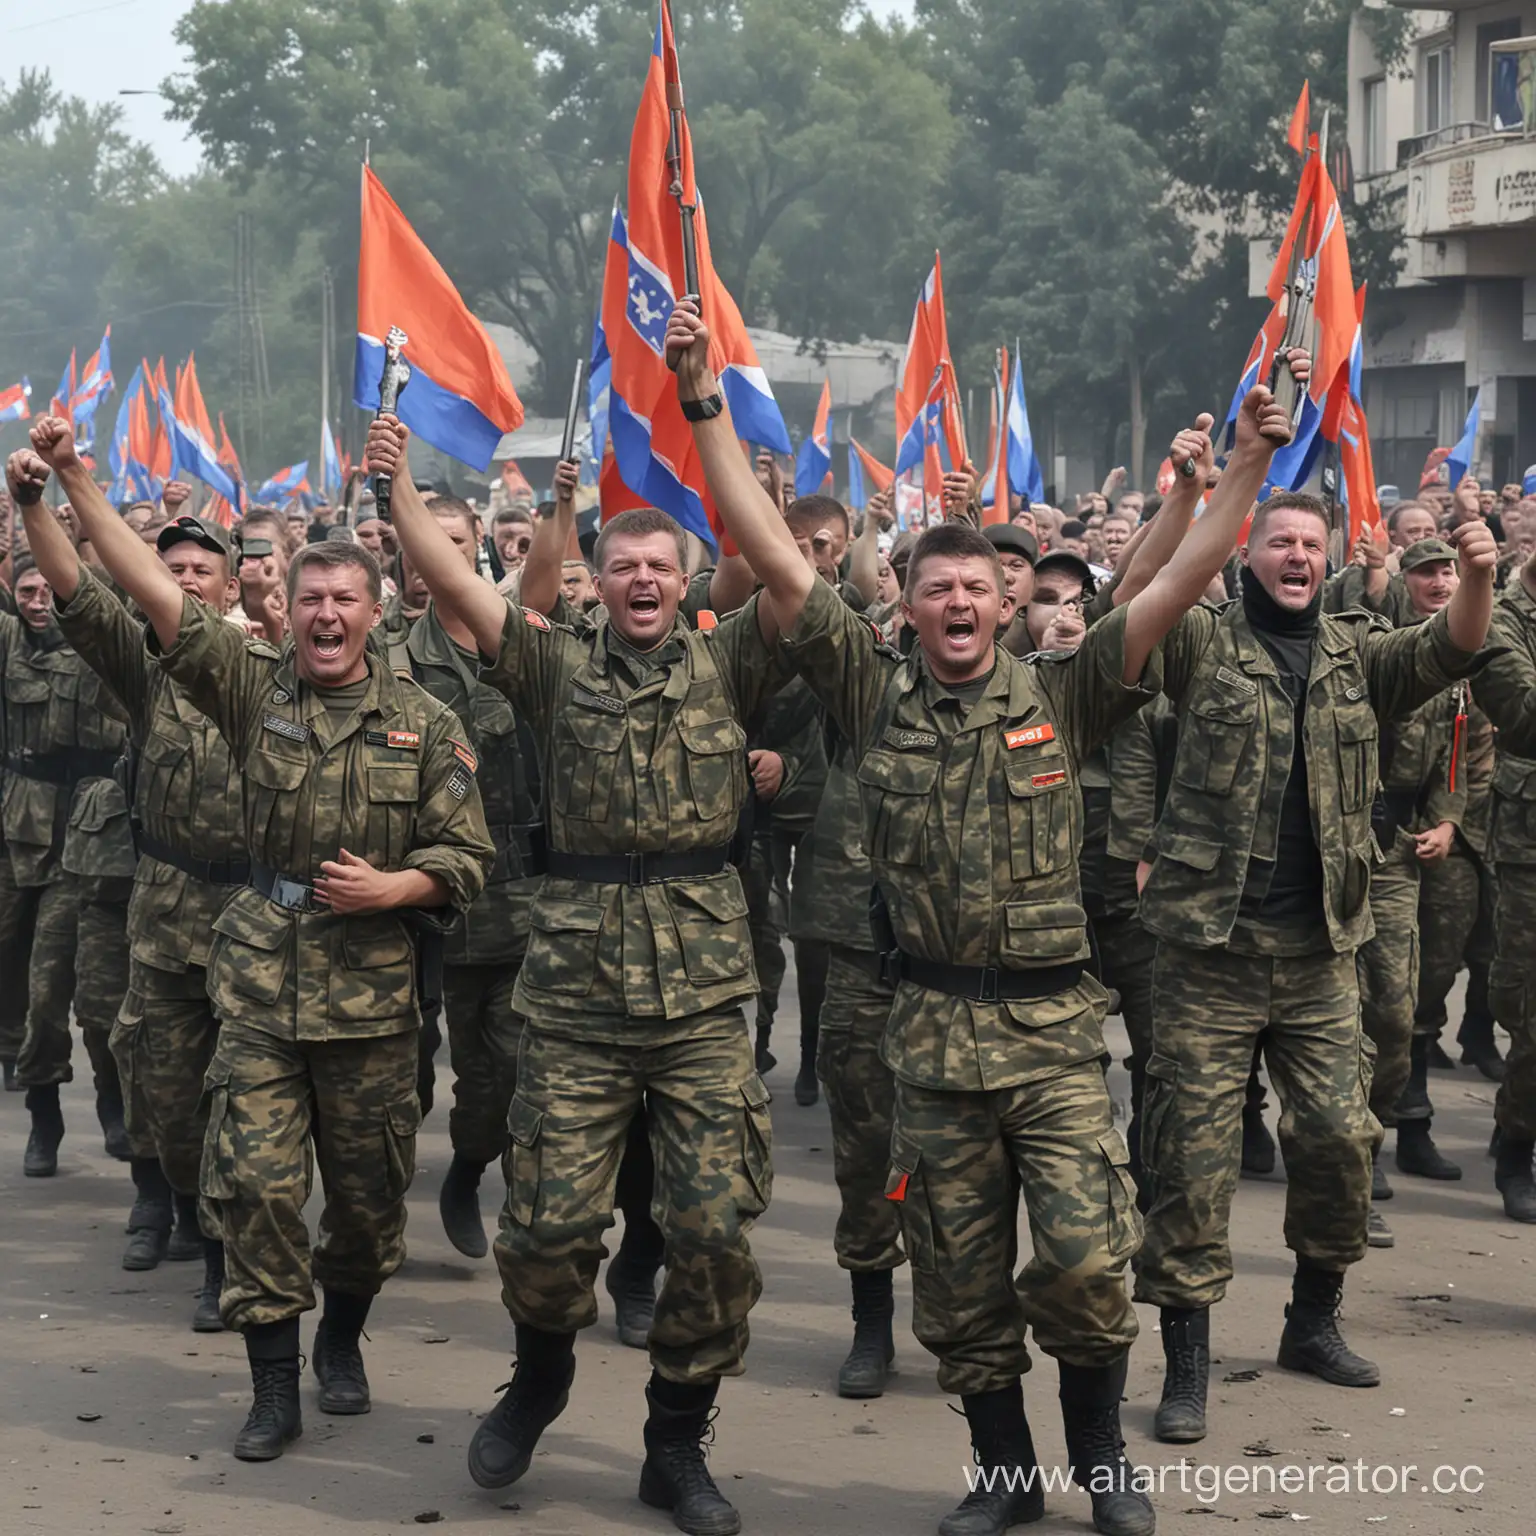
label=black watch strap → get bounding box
[681,392,725,423]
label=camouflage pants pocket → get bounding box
[1097,1129,1143,1259]
[1358,1026,1378,1104]
[504,1095,544,1228]
[885,1128,936,1272]
[199,1064,238,1204]
[1138,1052,1180,1193]
[382,1095,422,1200]
[739,1074,773,1217]
[815,1024,851,1088]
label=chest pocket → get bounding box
[1002,751,1073,880]
[366,762,421,869]
[555,704,625,822]
[1335,706,1379,814]
[679,718,747,826]
[245,750,309,855]
[857,749,940,867]
[4,670,51,707]
[139,717,196,816]
[1175,691,1256,796]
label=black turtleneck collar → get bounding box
[1240,563,1321,636]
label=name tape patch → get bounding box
[572,686,626,716]
[1005,722,1056,750]
[1216,665,1258,696]
[366,729,420,750]
[1032,770,1068,790]
[883,727,938,751]
[262,714,310,743]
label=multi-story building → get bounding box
[1347,0,1536,493]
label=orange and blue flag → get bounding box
[254,462,311,506]
[107,363,155,503]
[165,353,239,504]
[321,418,344,499]
[794,378,833,497]
[49,352,77,423]
[984,349,1045,510]
[72,326,114,436]
[354,164,524,471]
[895,254,965,476]
[1447,390,1481,490]
[205,415,246,527]
[602,3,790,545]
[0,378,30,424]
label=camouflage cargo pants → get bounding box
[1356,833,1420,1125]
[0,852,41,1062]
[1491,861,1536,1140]
[889,1064,1141,1396]
[441,962,521,1166]
[112,960,220,1190]
[1136,942,1376,1310]
[742,830,788,1022]
[14,873,85,1091]
[817,946,904,1272]
[200,1021,421,1330]
[1096,910,1158,1184]
[496,1008,771,1384]
[1418,841,1495,1044]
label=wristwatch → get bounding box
[681,392,725,423]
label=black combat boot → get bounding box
[23,1084,64,1177]
[122,1157,173,1270]
[754,998,777,1075]
[1153,1306,1208,1443]
[1494,1136,1536,1223]
[1370,1147,1392,1201]
[794,1016,820,1107]
[439,1153,490,1259]
[467,1325,576,1489]
[606,1246,660,1350]
[1277,1261,1379,1387]
[1058,1358,1155,1536]
[96,1082,130,1161]
[233,1317,303,1461]
[838,1268,896,1399]
[167,1190,204,1261]
[1395,1119,1461,1180]
[312,1289,373,1414]
[638,1374,741,1536]
[1240,1061,1275,1177]
[937,1379,1045,1536]
[608,1123,665,1348]
[193,1238,226,1333]
[1458,964,1504,1081]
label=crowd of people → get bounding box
[1,316,1534,1536]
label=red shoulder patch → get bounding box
[1005,723,1056,750]
[523,609,550,632]
[695,608,719,632]
[451,742,478,774]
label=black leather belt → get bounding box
[137,829,250,886]
[544,846,731,886]
[3,747,121,786]
[892,952,1084,1003]
[249,860,321,912]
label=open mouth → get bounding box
[629,594,660,618]
[312,632,344,659]
[944,617,976,648]
[1279,572,1310,595]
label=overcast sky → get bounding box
[6,0,915,179]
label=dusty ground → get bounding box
[1,984,1529,1536]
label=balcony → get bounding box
[1404,128,1536,237]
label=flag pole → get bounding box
[559,359,587,465]
[319,266,331,503]
[372,327,411,522]
[662,0,700,304]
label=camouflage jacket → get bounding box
[1324,566,1416,626]
[1140,600,1480,953]
[781,577,1160,1092]
[1375,617,1468,841]
[1081,698,1167,919]
[479,594,788,1036]
[54,564,245,971]
[746,675,827,839]
[407,601,542,966]
[786,734,875,952]
[156,595,493,1041]
[1462,577,1536,865]
[0,609,127,887]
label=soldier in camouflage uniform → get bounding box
[24,499,249,1320]
[695,296,1291,1536]
[379,418,790,1536]
[22,418,493,1464]
[1455,544,1536,1222]
[1355,540,1475,1248]
[1134,501,1496,1448]
[0,497,133,1177]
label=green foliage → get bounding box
[3,0,1400,490]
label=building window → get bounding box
[1423,43,1454,134]
[1362,76,1388,172]
[1476,20,1523,121]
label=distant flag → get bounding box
[354,166,523,471]
[850,437,894,496]
[72,325,114,437]
[1287,81,1311,156]
[254,462,311,506]
[601,2,791,547]
[0,378,31,424]
[1523,464,1536,497]
[50,352,77,422]
[1447,389,1482,489]
[204,414,245,526]
[321,418,344,499]
[847,435,866,511]
[107,363,155,504]
[166,353,239,504]
[149,358,174,488]
[1320,288,1381,550]
[586,270,614,485]
[794,377,833,497]
[895,254,965,476]
[992,348,1045,507]
[501,459,535,502]
[981,346,1011,526]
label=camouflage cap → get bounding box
[157,514,233,560]
[1399,536,1458,573]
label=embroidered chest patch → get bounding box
[1005,722,1056,750]
[1032,769,1068,790]
[262,714,310,743]
[1216,665,1258,696]
[883,727,938,751]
